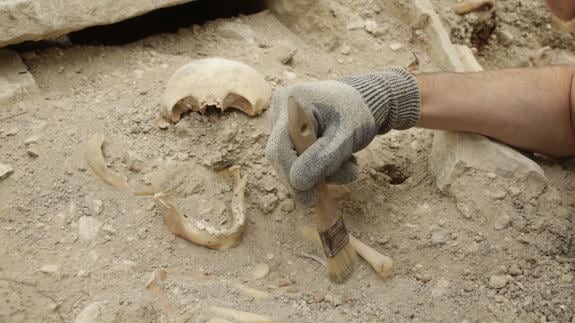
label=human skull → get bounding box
[161,58,272,122]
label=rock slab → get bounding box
[0,49,37,103]
[0,0,196,48]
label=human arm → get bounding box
[546,0,575,21]
[417,66,575,157]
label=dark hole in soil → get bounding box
[68,0,267,45]
[380,164,409,185]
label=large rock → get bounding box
[430,130,547,194]
[0,0,195,48]
[0,49,37,103]
[388,0,548,195]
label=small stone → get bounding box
[346,20,364,30]
[508,264,522,276]
[463,282,474,292]
[508,186,521,197]
[497,29,514,46]
[312,291,327,302]
[488,275,507,289]
[364,20,378,33]
[486,172,497,179]
[490,189,507,200]
[340,46,351,55]
[137,227,147,240]
[91,200,103,215]
[561,273,573,283]
[431,232,447,246]
[78,216,103,242]
[24,135,40,146]
[26,148,39,158]
[283,71,297,81]
[271,42,297,64]
[456,202,475,219]
[251,263,270,280]
[124,151,144,172]
[6,128,19,136]
[494,213,511,230]
[0,162,14,180]
[280,199,295,212]
[324,294,343,306]
[389,42,403,51]
[494,295,506,303]
[39,264,60,273]
[260,194,278,214]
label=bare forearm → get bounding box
[416,67,575,157]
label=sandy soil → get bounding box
[0,0,573,322]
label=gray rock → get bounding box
[280,199,295,212]
[431,232,447,246]
[271,41,298,64]
[260,194,279,214]
[508,264,522,276]
[0,0,198,47]
[0,162,14,180]
[487,275,507,289]
[75,301,116,323]
[78,216,103,242]
[430,132,547,195]
[496,29,514,46]
[0,49,37,103]
[324,294,343,306]
[494,212,511,230]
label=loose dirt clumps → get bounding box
[0,0,573,322]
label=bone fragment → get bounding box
[234,283,271,300]
[298,225,394,279]
[532,46,551,67]
[453,0,495,15]
[153,166,247,250]
[84,134,128,189]
[208,306,277,323]
[145,269,177,318]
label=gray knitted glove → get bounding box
[266,67,420,205]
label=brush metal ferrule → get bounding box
[319,217,350,258]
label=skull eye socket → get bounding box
[171,96,200,122]
[222,93,253,115]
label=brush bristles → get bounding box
[327,242,357,283]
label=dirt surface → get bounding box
[433,0,575,69]
[0,0,574,322]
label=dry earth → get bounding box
[0,0,573,322]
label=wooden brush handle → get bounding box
[287,98,340,231]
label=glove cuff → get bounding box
[339,67,421,134]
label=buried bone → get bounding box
[161,58,272,123]
[84,133,128,189]
[298,225,394,280]
[146,269,177,318]
[153,166,247,250]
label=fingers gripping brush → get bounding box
[287,98,357,283]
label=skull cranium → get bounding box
[161,58,272,122]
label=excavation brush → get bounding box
[287,98,357,283]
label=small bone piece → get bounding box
[208,306,277,323]
[153,166,247,250]
[532,46,551,67]
[84,134,128,189]
[233,283,271,300]
[250,263,270,280]
[161,58,272,123]
[146,269,177,318]
[298,225,394,280]
[453,0,495,15]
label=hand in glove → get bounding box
[265,67,420,205]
